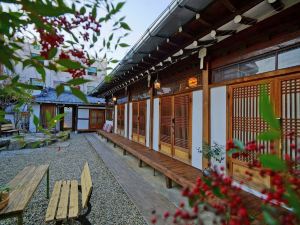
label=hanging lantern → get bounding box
[112,96,117,102]
[188,76,198,88]
[154,73,161,90]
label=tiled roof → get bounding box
[33,88,106,105]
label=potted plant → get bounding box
[199,142,225,177]
[0,185,10,210]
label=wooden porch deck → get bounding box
[97,130,268,220]
[97,130,202,188]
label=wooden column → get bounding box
[202,62,210,169]
[127,88,131,139]
[149,86,154,149]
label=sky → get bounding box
[109,0,173,68]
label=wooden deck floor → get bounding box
[98,130,202,188]
[97,130,271,220]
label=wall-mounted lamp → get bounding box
[112,96,117,102]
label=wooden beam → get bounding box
[219,0,236,12]
[267,0,285,11]
[234,15,257,25]
[202,61,210,169]
[210,29,236,38]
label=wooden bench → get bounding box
[0,165,50,225]
[0,124,19,137]
[45,162,93,224]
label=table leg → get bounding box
[46,169,49,199]
[17,213,23,225]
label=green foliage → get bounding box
[71,87,88,103]
[257,85,281,141]
[259,154,287,171]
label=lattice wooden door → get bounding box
[138,101,147,145]
[228,80,274,190]
[132,101,146,145]
[160,96,173,156]
[132,102,139,142]
[173,94,191,163]
[279,74,300,167]
[228,74,300,189]
[117,104,125,135]
[159,94,192,163]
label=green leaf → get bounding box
[33,115,40,128]
[257,130,281,141]
[284,186,300,219]
[16,82,40,90]
[55,84,64,97]
[66,78,91,86]
[233,139,244,150]
[120,22,131,30]
[93,35,97,43]
[119,43,129,48]
[48,47,57,60]
[92,5,97,18]
[35,64,46,82]
[80,6,86,14]
[56,59,83,69]
[259,154,287,171]
[259,86,280,130]
[0,75,9,80]
[262,211,278,225]
[71,87,88,103]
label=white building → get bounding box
[3,43,107,94]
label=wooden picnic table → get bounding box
[0,164,50,225]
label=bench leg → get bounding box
[139,159,143,168]
[114,143,116,148]
[46,169,50,199]
[123,149,127,155]
[17,214,23,225]
[165,177,172,189]
[153,168,156,176]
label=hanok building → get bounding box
[93,0,300,191]
[30,88,107,133]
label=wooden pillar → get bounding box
[127,88,131,139]
[202,62,210,169]
[149,86,154,149]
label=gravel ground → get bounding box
[0,133,147,225]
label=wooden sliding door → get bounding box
[159,93,192,164]
[89,109,105,130]
[117,104,125,135]
[40,104,56,129]
[228,73,300,190]
[132,101,147,145]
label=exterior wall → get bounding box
[114,105,117,133]
[29,104,40,132]
[124,103,128,138]
[152,98,160,151]
[146,99,151,147]
[3,43,107,94]
[77,108,89,130]
[129,103,133,140]
[210,86,227,173]
[191,90,203,169]
[4,114,14,124]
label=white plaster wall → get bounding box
[5,114,14,125]
[124,103,128,138]
[129,103,132,140]
[29,104,40,132]
[210,86,227,174]
[192,90,203,170]
[77,108,89,130]
[153,98,160,151]
[114,105,117,133]
[146,99,151,147]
